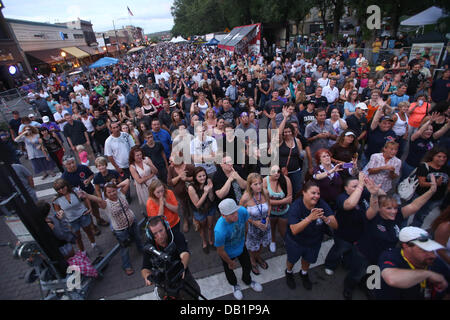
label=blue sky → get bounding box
[2,0,174,34]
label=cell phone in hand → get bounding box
[342,162,354,169]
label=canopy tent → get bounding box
[401,6,448,26]
[218,23,261,54]
[89,57,119,69]
[26,48,74,64]
[127,46,146,54]
[170,36,187,43]
[205,38,220,46]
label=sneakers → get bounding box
[300,272,312,290]
[285,270,296,289]
[269,242,276,253]
[324,268,335,276]
[250,281,263,292]
[233,285,243,300]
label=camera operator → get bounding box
[141,216,201,300]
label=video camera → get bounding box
[144,242,185,298]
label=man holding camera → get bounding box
[141,217,201,300]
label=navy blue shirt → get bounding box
[334,190,370,243]
[286,197,334,247]
[365,127,397,158]
[357,211,404,265]
[93,169,120,190]
[405,137,435,167]
[62,165,95,194]
[151,129,172,159]
[377,248,424,300]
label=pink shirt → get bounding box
[79,151,88,164]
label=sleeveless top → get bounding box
[279,139,302,172]
[392,112,408,137]
[198,101,209,115]
[266,176,289,216]
[188,183,214,214]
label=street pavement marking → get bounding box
[128,240,334,300]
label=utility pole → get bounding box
[113,20,120,53]
[102,33,109,55]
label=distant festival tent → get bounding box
[89,57,119,69]
[205,38,220,46]
[170,36,188,43]
[401,6,448,26]
[127,46,146,54]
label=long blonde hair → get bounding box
[245,173,270,204]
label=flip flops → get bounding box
[257,259,268,270]
[251,264,260,275]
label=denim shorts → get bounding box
[285,236,321,265]
[270,212,288,219]
[69,213,92,233]
[193,207,216,222]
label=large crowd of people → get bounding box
[2,40,449,300]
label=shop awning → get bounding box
[77,45,101,56]
[127,46,145,54]
[62,47,90,58]
[26,48,74,64]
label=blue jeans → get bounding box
[372,53,379,65]
[324,237,354,271]
[288,169,303,199]
[114,222,144,270]
[410,195,442,228]
[344,245,369,290]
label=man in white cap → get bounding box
[346,102,368,143]
[377,226,448,300]
[214,198,263,300]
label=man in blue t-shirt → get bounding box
[151,118,172,159]
[214,198,263,300]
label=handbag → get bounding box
[112,198,133,248]
[281,146,292,176]
[398,168,419,201]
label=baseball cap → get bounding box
[399,227,444,251]
[345,131,356,137]
[240,112,248,118]
[355,102,368,110]
[28,113,35,118]
[218,199,240,216]
[42,116,50,123]
[381,115,394,122]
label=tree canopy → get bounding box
[170,0,450,39]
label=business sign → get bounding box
[60,32,65,40]
[409,43,444,64]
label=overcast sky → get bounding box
[2,0,174,34]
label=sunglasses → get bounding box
[271,169,281,174]
[409,234,430,243]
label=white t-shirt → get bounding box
[81,94,90,110]
[81,116,95,133]
[73,84,85,94]
[322,85,339,104]
[53,110,69,130]
[104,132,136,168]
[117,94,126,106]
[317,78,330,88]
[190,136,218,175]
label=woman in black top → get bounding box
[188,167,216,254]
[278,122,304,197]
[39,127,65,173]
[411,146,449,227]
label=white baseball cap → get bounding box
[356,102,368,110]
[42,116,50,123]
[399,227,444,252]
[28,113,35,118]
[218,198,240,216]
